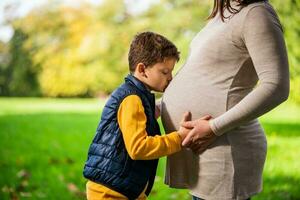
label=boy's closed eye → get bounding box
[161,69,169,75]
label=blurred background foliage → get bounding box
[0,1,299,200]
[0,0,299,101]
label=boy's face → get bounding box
[138,57,176,92]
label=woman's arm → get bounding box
[181,5,289,148]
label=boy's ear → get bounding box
[136,63,147,77]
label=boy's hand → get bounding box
[178,111,192,141]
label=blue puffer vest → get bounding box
[83,74,161,200]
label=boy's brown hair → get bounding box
[128,31,180,72]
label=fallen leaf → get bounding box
[17,169,30,179]
[20,192,32,197]
[67,183,79,193]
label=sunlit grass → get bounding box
[0,98,299,200]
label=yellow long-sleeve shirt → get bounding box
[86,95,182,200]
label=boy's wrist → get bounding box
[177,130,186,142]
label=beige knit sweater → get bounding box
[161,1,289,200]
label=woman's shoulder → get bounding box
[228,1,282,47]
[240,1,279,20]
[240,1,282,31]
[241,1,270,11]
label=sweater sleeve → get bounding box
[209,5,290,136]
[117,95,182,160]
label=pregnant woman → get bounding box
[161,0,289,199]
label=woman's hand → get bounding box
[188,132,217,154]
[181,115,217,153]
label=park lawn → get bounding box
[0,98,299,200]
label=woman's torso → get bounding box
[161,2,272,199]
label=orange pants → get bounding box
[86,181,147,200]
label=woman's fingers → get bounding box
[191,136,217,154]
[182,128,197,146]
[200,115,212,120]
[192,140,209,154]
[188,141,200,150]
[189,138,207,150]
[181,116,214,147]
[181,114,212,128]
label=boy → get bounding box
[83,31,191,200]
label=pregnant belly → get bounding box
[161,80,227,132]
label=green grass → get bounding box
[0,98,299,200]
